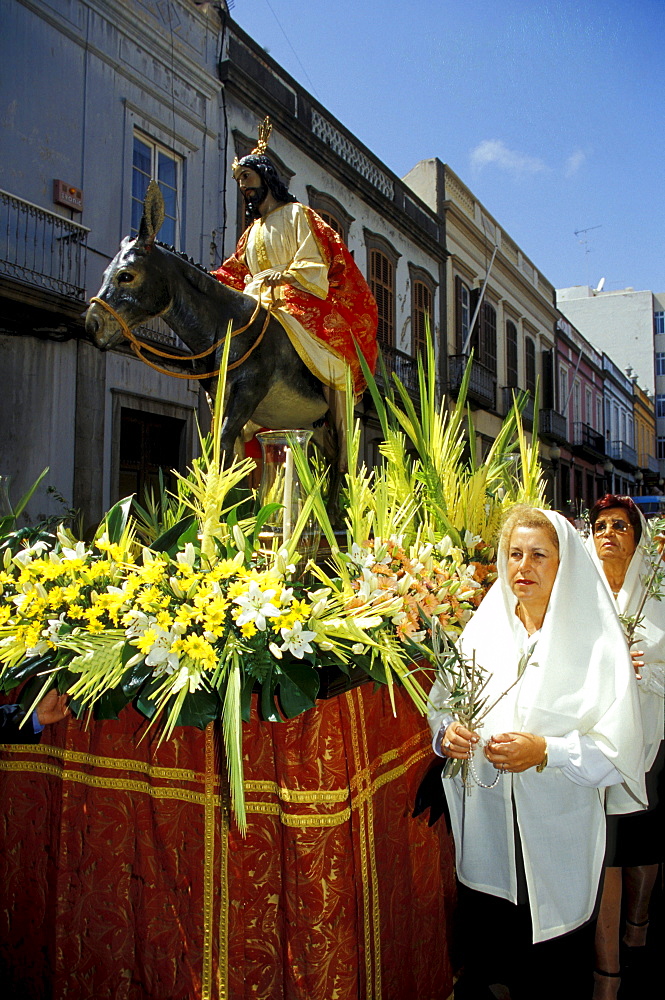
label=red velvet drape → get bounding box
[0,684,456,1000]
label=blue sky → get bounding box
[230,0,664,294]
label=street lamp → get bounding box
[549,444,561,509]
[603,458,614,494]
[634,469,643,496]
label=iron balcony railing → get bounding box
[610,440,638,468]
[448,354,496,410]
[375,343,420,397]
[539,408,568,443]
[0,189,88,300]
[502,387,534,427]
[572,421,605,455]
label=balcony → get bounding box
[0,189,88,302]
[374,344,420,398]
[502,387,534,429]
[572,421,605,459]
[448,354,496,410]
[610,440,638,470]
[642,454,660,475]
[540,408,568,443]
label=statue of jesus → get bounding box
[212,118,378,452]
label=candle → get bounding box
[283,446,293,543]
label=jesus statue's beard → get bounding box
[243,183,269,219]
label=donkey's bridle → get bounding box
[89,290,272,379]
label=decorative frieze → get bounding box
[311,110,394,199]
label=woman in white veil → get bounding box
[428,506,646,1000]
[586,495,664,999]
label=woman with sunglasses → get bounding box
[587,495,664,999]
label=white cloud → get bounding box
[565,149,587,177]
[470,139,548,177]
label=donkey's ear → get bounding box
[136,179,165,250]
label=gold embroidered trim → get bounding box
[253,220,271,271]
[202,724,215,1000]
[357,692,382,1000]
[3,742,211,785]
[0,759,213,803]
[245,780,350,804]
[303,206,331,267]
[218,789,230,1000]
[346,689,374,999]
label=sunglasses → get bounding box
[593,519,632,535]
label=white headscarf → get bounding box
[457,509,645,804]
[586,508,664,805]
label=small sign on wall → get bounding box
[53,179,83,212]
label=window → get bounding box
[307,187,354,243]
[409,265,436,357]
[657,352,665,376]
[572,380,581,424]
[658,437,665,460]
[478,302,497,374]
[369,250,394,348]
[656,395,665,419]
[365,230,400,350]
[559,366,568,414]
[585,387,593,425]
[455,276,471,354]
[596,397,603,433]
[132,133,182,247]
[655,311,665,335]
[525,337,536,394]
[506,322,518,387]
[412,281,432,356]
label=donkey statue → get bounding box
[85,182,336,479]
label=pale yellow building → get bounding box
[403,160,564,471]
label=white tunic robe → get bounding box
[586,516,665,813]
[428,510,646,942]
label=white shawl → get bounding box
[429,510,646,941]
[586,513,665,811]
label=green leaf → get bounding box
[276,660,319,718]
[240,671,255,723]
[175,688,220,729]
[94,686,130,720]
[121,656,154,697]
[252,503,283,543]
[259,665,281,722]
[0,653,54,693]
[150,515,197,555]
[102,495,134,544]
[12,467,50,519]
[135,673,167,720]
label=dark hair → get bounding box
[589,495,642,544]
[235,154,297,206]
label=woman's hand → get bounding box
[630,647,644,680]
[36,690,70,726]
[441,721,479,759]
[484,732,547,773]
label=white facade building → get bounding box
[557,284,664,476]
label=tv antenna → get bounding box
[574,224,602,286]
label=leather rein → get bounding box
[88,289,273,380]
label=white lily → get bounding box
[233,581,281,631]
[279,621,316,659]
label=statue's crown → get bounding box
[232,116,272,173]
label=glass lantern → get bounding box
[256,430,321,564]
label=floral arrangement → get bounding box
[0,337,534,831]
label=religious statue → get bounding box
[212,117,379,460]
